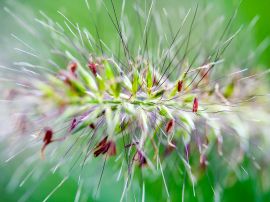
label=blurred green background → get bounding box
[0,0,269,201]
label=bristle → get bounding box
[1,1,270,202]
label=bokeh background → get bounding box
[0,0,269,201]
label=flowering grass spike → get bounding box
[1,0,270,201]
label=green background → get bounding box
[0,0,269,201]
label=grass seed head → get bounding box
[1,0,270,201]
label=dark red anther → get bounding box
[94,142,108,157]
[192,97,198,113]
[43,128,53,144]
[89,123,96,129]
[93,136,116,157]
[95,136,108,148]
[69,118,77,132]
[177,80,183,92]
[165,119,175,134]
[69,62,77,75]
[41,128,54,159]
[88,62,97,76]
[135,150,147,167]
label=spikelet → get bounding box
[1,1,270,201]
